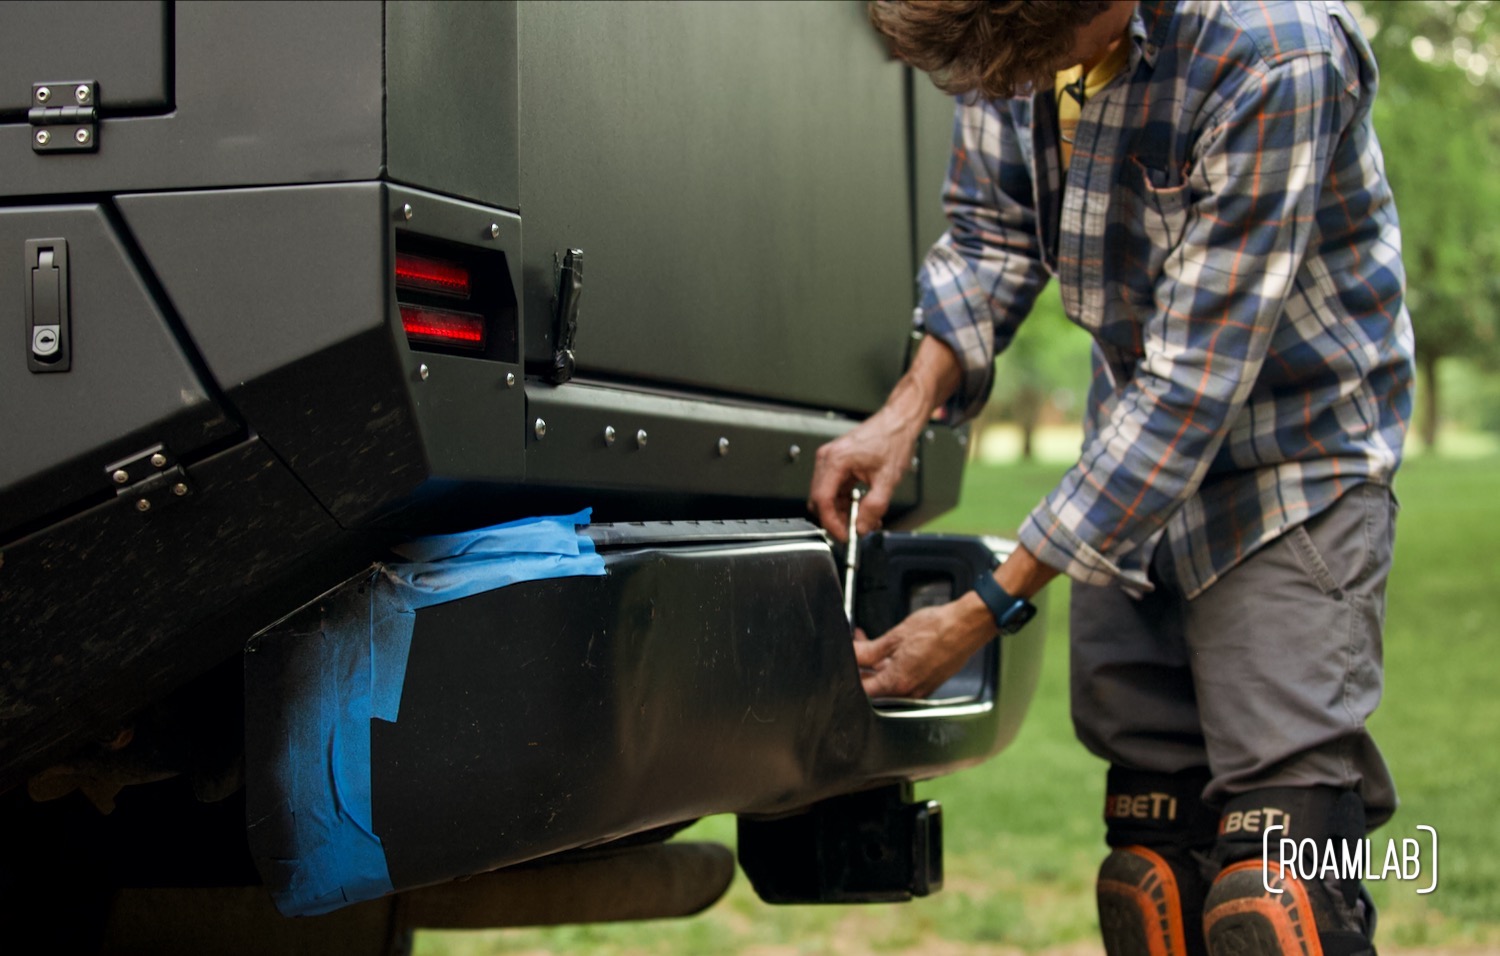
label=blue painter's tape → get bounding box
[267,600,398,917]
[269,509,606,917]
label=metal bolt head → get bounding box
[636,429,649,448]
[788,444,801,462]
[35,87,50,103]
[35,130,50,146]
[534,417,547,440]
[149,452,167,468]
[604,425,616,446]
[172,483,189,497]
[505,371,516,388]
[490,223,501,239]
[135,498,151,513]
[401,203,413,221]
[75,128,89,144]
[717,437,730,457]
[75,85,89,104]
[112,468,130,485]
[419,363,430,381]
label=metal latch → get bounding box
[24,239,70,373]
[29,81,98,153]
[104,444,194,516]
[550,248,583,384]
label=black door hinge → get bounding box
[104,444,194,516]
[29,81,98,153]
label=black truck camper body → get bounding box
[0,2,1043,949]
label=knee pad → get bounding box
[1098,767,1218,956]
[1206,788,1376,956]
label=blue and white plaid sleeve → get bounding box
[918,100,1050,424]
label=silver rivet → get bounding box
[112,469,130,485]
[172,483,189,497]
[911,455,921,470]
[505,371,516,388]
[402,203,413,221]
[604,425,616,446]
[35,130,50,146]
[150,453,167,468]
[419,363,430,381]
[75,128,89,144]
[35,87,50,103]
[788,444,801,462]
[535,418,547,439]
[925,429,936,442]
[717,437,730,457]
[636,429,648,448]
[75,85,89,104]
[135,499,151,513]
[489,223,501,239]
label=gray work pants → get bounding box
[1069,481,1399,826]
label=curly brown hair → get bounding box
[869,1,1112,100]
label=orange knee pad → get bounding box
[1097,845,1205,956]
[1204,860,1325,955]
[1204,859,1378,956]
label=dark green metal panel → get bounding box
[0,204,235,538]
[117,185,389,396]
[117,184,426,526]
[386,1,520,210]
[0,0,170,114]
[517,0,913,414]
[523,380,917,511]
[912,77,959,276]
[0,2,383,198]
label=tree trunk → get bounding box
[1016,386,1042,462]
[1420,351,1439,452]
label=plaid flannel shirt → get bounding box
[918,0,1414,599]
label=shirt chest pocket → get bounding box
[1111,155,1192,313]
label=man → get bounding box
[808,2,1413,954]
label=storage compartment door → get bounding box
[0,1,172,117]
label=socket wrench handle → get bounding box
[843,487,863,626]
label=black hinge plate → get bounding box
[103,443,194,516]
[29,81,98,153]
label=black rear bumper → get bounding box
[244,519,1043,915]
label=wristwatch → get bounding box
[972,572,1037,635]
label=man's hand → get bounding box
[856,547,1057,699]
[808,410,919,542]
[854,592,994,699]
[808,336,963,541]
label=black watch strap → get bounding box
[972,572,1037,635]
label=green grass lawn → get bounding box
[418,454,1500,954]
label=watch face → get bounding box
[1000,601,1037,633]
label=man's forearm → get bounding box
[894,337,1061,602]
[881,334,964,434]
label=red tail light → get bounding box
[400,305,486,350]
[396,252,471,298]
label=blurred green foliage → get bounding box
[982,286,1092,462]
[989,1,1500,456]
[1356,0,1500,447]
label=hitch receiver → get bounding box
[737,783,943,904]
